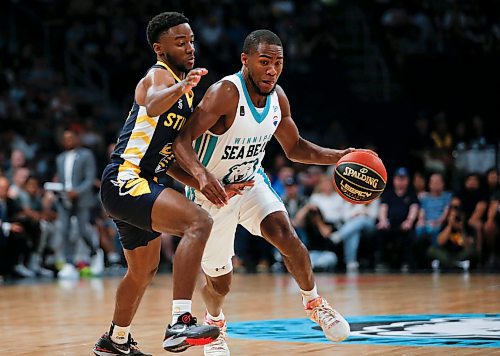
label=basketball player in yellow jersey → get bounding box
[175,30,375,355]
[93,13,251,356]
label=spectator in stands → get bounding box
[484,190,500,268]
[17,176,53,277]
[302,166,324,197]
[271,175,325,272]
[0,176,34,278]
[309,174,345,228]
[455,173,488,258]
[330,198,379,273]
[8,166,30,201]
[469,115,488,149]
[294,204,338,272]
[55,129,101,278]
[409,114,433,171]
[426,113,453,173]
[283,176,308,241]
[5,149,26,182]
[485,168,499,199]
[427,198,475,271]
[376,167,420,271]
[94,207,122,267]
[271,166,295,199]
[294,174,344,271]
[416,172,452,244]
[412,171,427,199]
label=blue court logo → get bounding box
[228,314,500,348]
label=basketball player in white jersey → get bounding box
[174,30,372,355]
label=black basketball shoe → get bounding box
[163,312,220,353]
[93,332,151,355]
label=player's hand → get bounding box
[199,171,228,207]
[182,68,208,92]
[225,181,255,199]
[340,148,378,157]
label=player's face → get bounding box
[244,43,283,96]
[156,23,195,73]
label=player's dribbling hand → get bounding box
[199,171,228,207]
[182,68,208,92]
[338,148,378,159]
[225,180,255,199]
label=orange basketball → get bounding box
[333,151,387,204]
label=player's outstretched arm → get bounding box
[274,85,374,165]
[173,81,238,206]
[136,67,207,117]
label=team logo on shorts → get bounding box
[111,178,151,197]
[223,159,259,184]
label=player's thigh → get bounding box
[151,188,211,236]
[239,178,287,237]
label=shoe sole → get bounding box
[93,343,130,356]
[93,347,126,356]
[163,334,219,353]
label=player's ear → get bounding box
[241,53,248,66]
[153,43,162,56]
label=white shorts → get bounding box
[193,172,286,277]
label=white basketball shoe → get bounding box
[305,296,350,342]
[204,314,230,356]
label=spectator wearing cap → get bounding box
[376,167,420,271]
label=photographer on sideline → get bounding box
[427,197,476,270]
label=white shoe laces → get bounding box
[312,304,339,330]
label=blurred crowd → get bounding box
[0,0,499,280]
[255,162,500,274]
[374,0,500,66]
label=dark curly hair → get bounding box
[242,29,282,54]
[146,12,189,48]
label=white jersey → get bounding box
[187,72,281,202]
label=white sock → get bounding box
[206,310,225,321]
[171,299,192,325]
[109,322,130,345]
[300,285,319,307]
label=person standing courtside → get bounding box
[93,12,251,356]
[56,129,103,278]
[174,30,374,355]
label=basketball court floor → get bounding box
[1,272,499,355]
